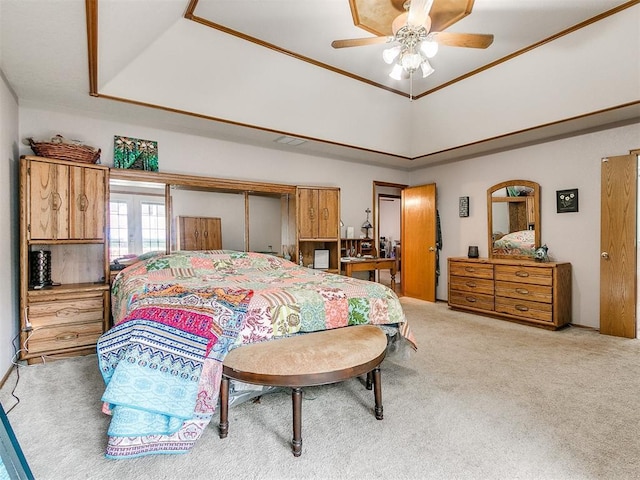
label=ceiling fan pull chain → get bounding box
[410,72,414,101]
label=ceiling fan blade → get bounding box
[431,32,494,49]
[331,36,392,49]
[407,0,434,27]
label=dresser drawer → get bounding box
[26,321,103,354]
[449,261,494,279]
[495,296,552,323]
[495,281,552,304]
[494,265,552,286]
[449,290,494,311]
[28,296,104,328]
[450,275,494,295]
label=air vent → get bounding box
[274,136,306,146]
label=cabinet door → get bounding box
[298,188,318,240]
[29,160,69,240]
[69,166,105,240]
[178,216,201,250]
[317,189,339,239]
[200,217,222,250]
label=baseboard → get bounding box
[0,364,15,390]
[568,323,600,332]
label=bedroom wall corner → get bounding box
[0,69,20,380]
[411,122,640,330]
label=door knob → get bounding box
[429,246,435,252]
[601,252,609,259]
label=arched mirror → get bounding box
[487,180,540,259]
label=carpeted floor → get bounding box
[1,298,639,480]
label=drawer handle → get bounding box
[464,267,475,273]
[465,296,477,303]
[515,271,529,277]
[466,282,477,288]
[515,288,529,295]
[56,333,79,341]
[515,305,529,312]
[56,308,80,317]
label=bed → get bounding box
[492,230,536,257]
[97,250,414,459]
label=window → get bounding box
[141,202,166,253]
[109,200,129,258]
[109,194,166,260]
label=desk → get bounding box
[341,257,397,290]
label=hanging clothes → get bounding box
[436,209,443,286]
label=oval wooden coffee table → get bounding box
[219,324,387,457]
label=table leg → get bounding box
[219,376,229,438]
[372,366,383,420]
[292,387,303,457]
[390,269,396,290]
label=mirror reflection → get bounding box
[487,180,540,259]
[108,174,296,270]
[109,178,167,262]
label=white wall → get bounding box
[379,197,401,249]
[0,71,19,378]
[410,122,640,329]
[18,105,409,227]
[8,103,639,376]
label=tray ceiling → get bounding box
[1,0,638,169]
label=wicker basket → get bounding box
[27,136,101,164]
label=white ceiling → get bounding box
[190,0,623,96]
[1,0,639,169]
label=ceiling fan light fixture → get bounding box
[389,63,404,80]
[420,59,434,78]
[420,39,438,58]
[400,51,422,71]
[382,46,401,64]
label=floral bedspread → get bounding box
[492,230,536,257]
[98,250,412,459]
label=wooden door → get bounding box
[317,189,339,239]
[29,160,69,240]
[600,154,637,337]
[401,183,437,301]
[69,166,105,240]
[298,188,318,239]
[200,217,222,250]
[178,216,201,250]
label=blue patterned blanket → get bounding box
[97,286,252,458]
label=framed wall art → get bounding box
[114,135,159,171]
[556,188,578,213]
[459,196,469,217]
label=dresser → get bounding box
[448,257,571,329]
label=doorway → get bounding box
[373,182,406,293]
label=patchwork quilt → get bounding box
[98,250,413,458]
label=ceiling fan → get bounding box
[331,0,494,81]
